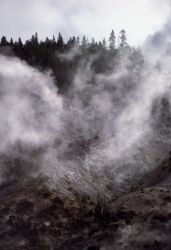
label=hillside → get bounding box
[1,155,171,250]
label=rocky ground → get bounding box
[1,157,171,250]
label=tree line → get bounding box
[0,30,144,92]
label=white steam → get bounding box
[59,48,171,191]
[0,30,171,197]
[0,55,63,152]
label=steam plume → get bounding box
[1,27,171,197]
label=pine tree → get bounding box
[102,38,107,49]
[72,36,77,47]
[109,30,116,51]
[52,35,56,47]
[10,38,14,46]
[31,32,38,46]
[76,37,80,47]
[119,29,127,47]
[81,35,87,46]
[45,37,50,45]
[91,38,95,45]
[18,37,23,47]
[35,32,38,44]
[57,32,64,50]
[67,36,77,48]
[98,41,102,48]
[1,36,8,46]
[52,35,56,43]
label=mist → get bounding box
[0,55,64,183]
[0,23,171,198]
[0,0,170,45]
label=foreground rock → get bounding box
[0,176,171,250]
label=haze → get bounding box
[0,0,170,45]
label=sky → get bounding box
[0,0,170,45]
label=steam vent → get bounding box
[0,0,171,249]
